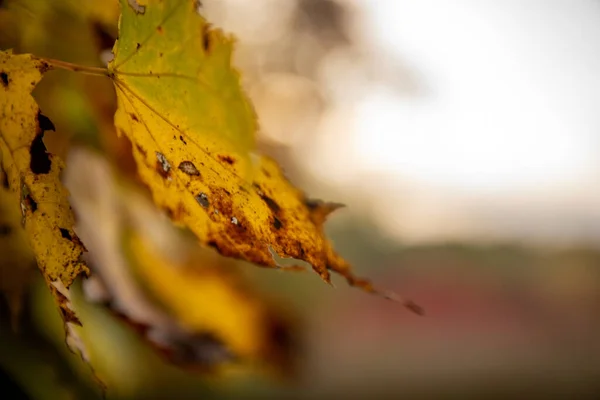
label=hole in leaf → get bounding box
[128,0,145,14]
[268,246,309,271]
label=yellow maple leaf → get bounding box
[108,0,419,312]
[64,148,295,379]
[0,50,90,325]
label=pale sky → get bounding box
[355,0,600,189]
[304,0,600,244]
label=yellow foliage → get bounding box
[0,50,89,323]
[64,148,295,378]
[126,230,278,365]
[108,0,401,302]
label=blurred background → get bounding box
[1,0,600,398]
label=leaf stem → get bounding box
[35,56,111,77]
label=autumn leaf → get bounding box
[0,50,89,327]
[124,230,295,374]
[65,148,295,380]
[108,0,420,312]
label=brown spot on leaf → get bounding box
[202,25,211,51]
[297,243,306,257]
[196,192,209,208]
[59,228,72,240]
[179,135,187,145]
[205,188,262,254]
[217,154,235,165]
[157,25,164,34]
[178,161,200,176]
[135,143,147,157]
[136,42,141,50]
[273,216,283,230]
[260,193,281,213]
[130,113,139,122]
[0,71,8,87]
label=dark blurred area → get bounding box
[2,0,600,399]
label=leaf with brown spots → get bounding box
[0,50,90,328]
[64,148,296,379]
[109,0,420,313]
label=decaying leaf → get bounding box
[109,0,419,312]
[65,148,296,377]
[0,50,90,328]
